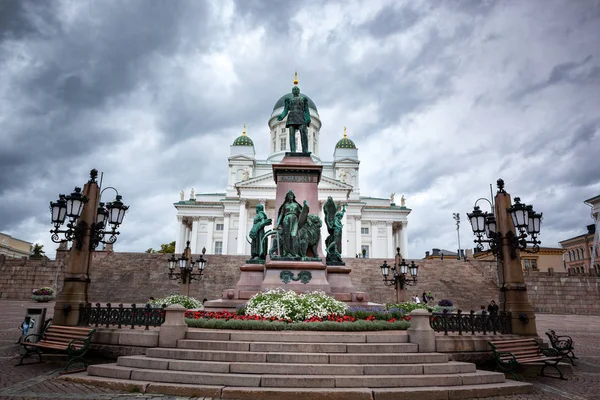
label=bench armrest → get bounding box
[493,351,518,366]
[542,347,560,358]
[66,338,92,357]
[21,333,43,347]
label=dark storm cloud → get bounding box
[0,0,57,39]
[364,5,425,38]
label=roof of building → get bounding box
[232,124,254,146]
[335,127,357,149]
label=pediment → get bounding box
[319,175,353,190]
[228,155,256,162]
[333,157,360,165]
[235,172,275,188]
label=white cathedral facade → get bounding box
[174,83,411,259]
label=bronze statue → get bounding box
[264,190,322,260]
[324,197,346,264]
[247,204,272,262]
[277,85,311,153]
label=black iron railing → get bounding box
[430,310,512,335]
[78,303,166,330]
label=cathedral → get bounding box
[174,77,411,259]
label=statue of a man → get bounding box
[324,197,346,264]
[390,192,395,204]
[180,190,184,201]
[190,188,195,199]
[401,195,406,207]
[277,86,311,153]
[242,167,250,181]
[248,204,272,261]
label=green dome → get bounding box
[335,137,356,149]
[273,92,318,112]
[232,134,254,146]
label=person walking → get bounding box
[422,292,428,304]
[487,300,499,315]
[414,294,421,304]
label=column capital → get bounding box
[258,198,267,205]
[177,215,183,222]
[207,216,216,222]
[223,212,231,218]
[386,221,393,227]
[239,198,248,206]
[355,216,361,221]
[191,216,200,222]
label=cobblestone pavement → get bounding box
[1,300,600,399]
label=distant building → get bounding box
[472,247,564,273]
[424,248,463,259]
[559,194,600,275]
[0,232,33,259]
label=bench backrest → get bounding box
[489,339,543,362]
[41,325,95,347]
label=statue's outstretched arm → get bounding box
[278,98,290,121]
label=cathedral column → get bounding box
[176,216,186,253]
[206,217,215,254]
[386,221,394,258]
[190,217,199,253]
[223,213,231,255]
[236,199,248,255]
[400,221,408,259]
[371,222,377,258]
[355,216,362,257]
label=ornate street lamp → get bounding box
[379,248,419,303]
[50,171,129,251]
[167,241,207,286]
[467,180,542,260]
[466,178,542,336]
[48,169,129,326]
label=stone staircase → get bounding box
[65,329,532,399]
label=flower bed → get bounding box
[184,290,413,331]
[150,294,203,309]
[32,287,54,302]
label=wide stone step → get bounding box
[146,348,447,364]
[63,373,533,400]
[117,356,476,375]
[185,329,409,343]
[87,364,505,388]
[177,340,418,353]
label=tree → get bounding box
[146,241,176,254]
[30,244,45,259]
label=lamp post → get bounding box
[49,169,129,325]
[379,248,419,303]
[453,213,462,260]
[167,241,207,297]
[467,179,542,336]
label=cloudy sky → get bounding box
[1,0,599,260]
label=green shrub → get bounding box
[185,318,410,331]
[385,302,433,313]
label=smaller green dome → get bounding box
[335,128,356,149]
[232,135,254,146]
[232,125,254,146]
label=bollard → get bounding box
[158,305,188,348]
[407,309,436,352]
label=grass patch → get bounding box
[185,318,410,331]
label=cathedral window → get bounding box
[216,223,224,231]
[280,138,286,151]
[214,241,223,255]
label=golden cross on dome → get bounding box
[293,71,299,85]
[344,126,347,138]
[242,124,247,136]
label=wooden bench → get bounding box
[17,325,96,371]
[489,338,564,380]
[546,329,577,365]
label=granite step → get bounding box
[117,356,476,375]
[185,329,409,343]
[87,364,505,388]
[177,340,418,353]
[145,348,449,364]
[63,373,534,400]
